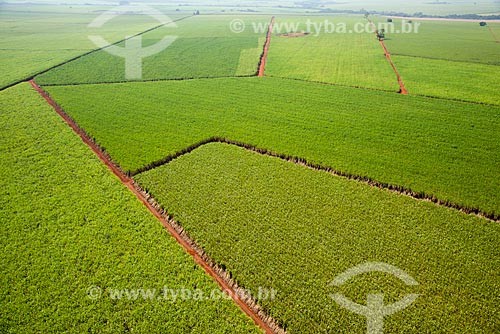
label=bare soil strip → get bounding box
[133,137,500,223]
[367,19,408,95]
[488,26,500,43]
[257,17,276,77]
[29,80,285,334]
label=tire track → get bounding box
[257,17,276,77]
[367,18,408,95]
[29,79,285,334]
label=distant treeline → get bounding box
[317,8,500,20]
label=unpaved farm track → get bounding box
[29,79,285,334]
[257,17,276,77]
[367,19,408,95]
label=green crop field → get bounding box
[265,16,399,91]
[35,15,269,85]
[319,0,500,15]
[0,84,260,333]
[2,1,500,332]
[0,4,174,89]
[134,142,500,333]
[393,55,500,105]
[375,18,500,65]
[44,77,500,216]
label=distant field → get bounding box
[0,83,260,333]
[35,15,269,85]
[319,0,500,15]
[393,55,500,105]
[135,142,500,334]
[0,4,171,89]
[266,16,399,91]
[44,77,500,216]
[376,18,500,64]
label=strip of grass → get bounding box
[393,55,500,105]
[134,142,500,333]
[0,83,260,333]
[44,77,500,216]
[265,16,399,91]
[35,16,269,85]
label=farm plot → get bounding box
[318,0,500,15]
[35,15,268,85]
[135,142,500,334]
[265,16,399,91]
[374,18,500,64]
[0,83,260,333]
[0,4,170,89]
[44,77,500,216]
[392,55,500,105]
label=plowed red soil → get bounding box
[258,17,276,77]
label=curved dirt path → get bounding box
[258,16,276,77]
[367,19,408,95]
[29,79,284,334]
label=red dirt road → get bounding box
[29,80,282,334]
[367,19,408,95]
[258,17,276,77]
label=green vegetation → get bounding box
[35,16,269,85]
[394,55,500,105]
[135,142,500,334]
[374,18,500,64]
[266,16,399,91]
[0,84,260,333]
[319,0,500,15]
[0,4,171,89]
[45,77,500,215]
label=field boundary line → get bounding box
[367,18,408,95]
[257,16,275,77]
[0,15,193,92]
[29,79,286,334]
[132,137,500,223]
[412,91,500,107]
[488,26,500,43]
[266,75,400,93]
[391,53,500,66]
[38,74,256,87]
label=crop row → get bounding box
[0,83,260,333]
[134,142,500,333]
[44,77,500,216]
